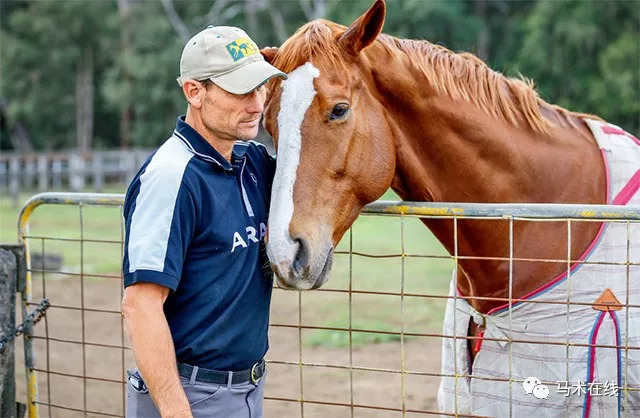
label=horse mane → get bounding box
[271,19,348,74]
[271,20,597,133]
[377,35,597,132]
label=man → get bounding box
[121,26,286,418]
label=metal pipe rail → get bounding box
[18,192,640,220]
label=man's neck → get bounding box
[185,111,235,162]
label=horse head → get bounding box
[262,0,394,290]
[261,0,605,304]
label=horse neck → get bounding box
[365,42,606,313]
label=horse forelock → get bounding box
[271,20,350,77]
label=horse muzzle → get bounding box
[267,235,333,290]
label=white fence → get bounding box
[0,150,151,205]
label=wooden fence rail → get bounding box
[0,150,151,206]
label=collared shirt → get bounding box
[123,116,275,371]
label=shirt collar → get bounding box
[173,116,248,170]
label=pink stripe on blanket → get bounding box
[612,169,640,205]
[602,125,640,146]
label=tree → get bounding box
[2,0,636,152]
[1,0,119,151]
[514,0,639,134]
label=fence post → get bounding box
[135,150,147,173]
[0,246,21,418]
[9,157,20,208]
[122,152,136,185]
[24,159,36,191]
[37,155,48,193]
[93,152,104,193]
[69,153,85,192]
[51,158,62,190]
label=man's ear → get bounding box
[182,79,204,108]
[260,47,278,64]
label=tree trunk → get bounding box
[475,0,489,61]
[75,45,94,154]
[161,0,190,42]
[0,100,34,153]
[268,7,287,44]
[118,0,132,149]
[299,0,326,20]
[244,0,258,37]
[9,123,33,154]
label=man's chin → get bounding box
[236,127,260,141]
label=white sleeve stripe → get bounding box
[239,158,255,217]
[128,136,194,273]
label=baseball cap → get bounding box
[177,26,287,94]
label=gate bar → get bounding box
[16,192,640,417]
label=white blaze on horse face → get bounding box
[267,62,321,271]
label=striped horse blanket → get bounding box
[437,119,640,417]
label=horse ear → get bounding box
[339,0,386,56]
[260,47,278,64]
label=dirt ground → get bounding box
[14,276,444,418]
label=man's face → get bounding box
[200,81,267,142]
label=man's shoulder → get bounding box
[125,136,196,201]
[136,136,194,180]
[154,135,195,168]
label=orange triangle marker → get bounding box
[593,288,622,311]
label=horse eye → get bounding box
[329,103,349,120]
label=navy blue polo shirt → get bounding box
[122,116,275,371]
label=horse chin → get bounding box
[275,275,317,291]
[274,247,333,291]
[310,248,333,289]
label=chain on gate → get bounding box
[0,298,50,353]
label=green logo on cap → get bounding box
[225,38,259,61]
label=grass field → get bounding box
[1,188,454,348]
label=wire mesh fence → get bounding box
[14,192,640,417]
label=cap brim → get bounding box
[210,60,287,95]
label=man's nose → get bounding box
[246,89,265,114]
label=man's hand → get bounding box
[122,282,192,417]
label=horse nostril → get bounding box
[292,235,310,274]
[292,258,303,277]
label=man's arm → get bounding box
[122,282,191,417]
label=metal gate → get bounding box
[16,192,640,417]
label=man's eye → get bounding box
[248,85,266,97]
[329,104,349,120]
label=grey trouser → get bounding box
[126,368,266,418]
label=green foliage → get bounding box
[1,0,119,150]
[327,0,482,48]
[514,0,639,132]
[1,0,638,151]
[102,2,186,147]
[594,32,640,129]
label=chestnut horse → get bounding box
[261,0,639,415]
[262,0,607,301]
